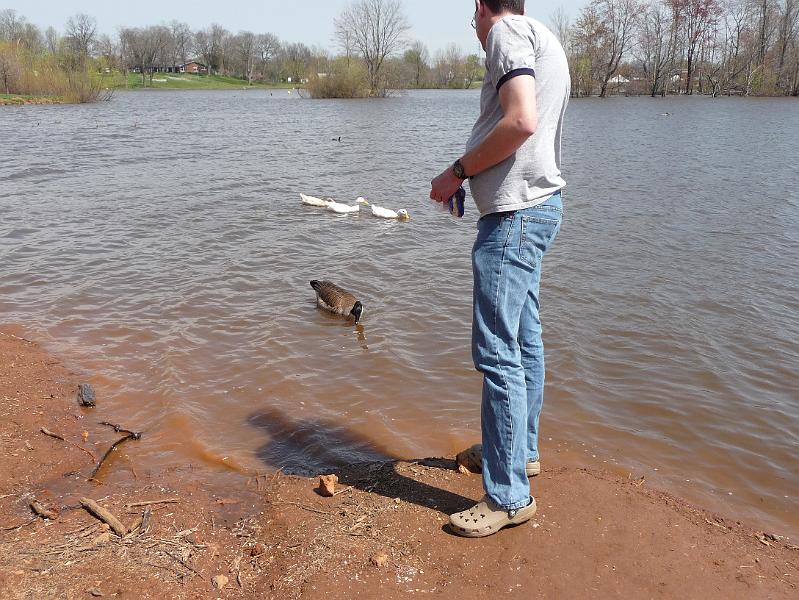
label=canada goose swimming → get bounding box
[369,204,410,220]
[300,193,334,207]
[326,197,369,214]
[310,280,363,322]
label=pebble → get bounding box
[370,552,389,568]
[212,575,228,590]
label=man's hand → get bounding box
[430,164,464,205]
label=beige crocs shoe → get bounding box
[449,495,537,538]
[456,443,541,477]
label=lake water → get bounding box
[1,90,797,538]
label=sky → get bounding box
[2,0,583,55]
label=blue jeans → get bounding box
[471,192,562,510]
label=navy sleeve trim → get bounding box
[496,68,536,91]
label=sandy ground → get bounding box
[1,324,797,599]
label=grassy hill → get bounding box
[103,72,293,90]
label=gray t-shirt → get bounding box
[466,15,570,216]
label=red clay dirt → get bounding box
[1,325,796,599]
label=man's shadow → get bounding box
[247,407,474,516]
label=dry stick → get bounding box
[98,421,141,437]
[79,497,127,536]
[40,427,97,460]
[30,500,58,520]
[1,518,38,531]
[125,498,179,509]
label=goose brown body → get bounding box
[310,280,364,322]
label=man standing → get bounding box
[430,0,570,538]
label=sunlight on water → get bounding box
[1,90,798,537]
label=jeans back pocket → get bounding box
[520,208,562,268]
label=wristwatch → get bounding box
[452,158,468,180]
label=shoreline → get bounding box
[0,94,63,106]
[1,324,797,598]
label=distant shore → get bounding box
[0,94,63,106]
[0,323,796,599]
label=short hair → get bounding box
[481,0,525,14]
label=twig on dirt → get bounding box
[79,497,128,536]
[278,501,334,516]
[89,429,142,481]
[40,427,65,441]
[30,500,59,520]
[333,485,355,497]
[1,517,37,531]
[0,493,16,500]
[125,498,180,509]
[162,549,202,577]
[704,517,728,531]
[39,427,97,460]
[64,523,99,536]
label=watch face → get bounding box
[454,161,466,179]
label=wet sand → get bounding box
[0,324,796,599]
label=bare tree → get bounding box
[194,25,228,75]
[170,21,192,67]
[45,26,60,55]
[0,9,23,43]
[636,0,679,95]
[256,33,280,81]
[551,6,574,46]
[65,13,97,64]
[668,0,721,93]
[403,40,429,87]
[334,0,410,94]
[0,44,21,93]
[280,42,312,82]
[593,0,647,97]
[233,31,257,84]
[120,26,169,86]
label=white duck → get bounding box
[300,193,333,207]
[369,203,410,221]
[326,197,370,214]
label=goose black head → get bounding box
[350,301,364,323]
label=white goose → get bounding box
[369,203,410,221]
[326,197,370,214]
[300,193,333,207]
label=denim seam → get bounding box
[491,215,515,505]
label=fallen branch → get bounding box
[125,498,180,509]
[89,429,142,481]
[40,427,65,441]
[30,500,59,520]
[99,421,142,438]
[79,497,128,536]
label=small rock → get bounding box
[370,552,389,568]
[250,542,267,557]
[212,574,229,590]
[82,431,89,442]
[87,588,103,597]
[319,474,338,497]
[77,384,96,408]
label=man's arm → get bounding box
[430,74,538,203]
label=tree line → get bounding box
[556,0,799,97]
[3,0,797,100]
[0,2,483,97]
